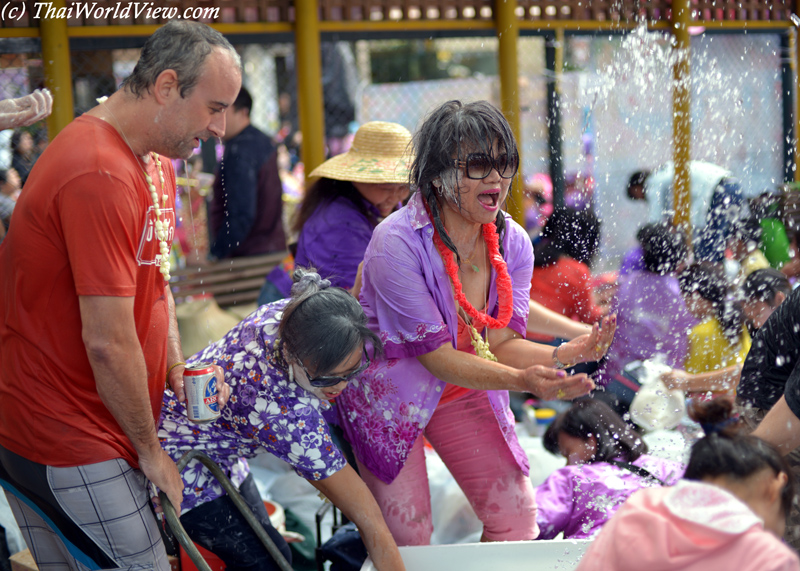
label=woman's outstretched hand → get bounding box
[522,365,595,400]
[561,314,616,365]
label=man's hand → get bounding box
[138,445,184,517]
[168,363,229,408]
[0,89,53,130]
[522,365,595,400]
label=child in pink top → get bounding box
[576,397,799,571]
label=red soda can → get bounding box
[183,364,220,423]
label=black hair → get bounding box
[279,267,383,375]
[411,100,517,264]
[742,268,792,305]
[543,399,648,463]
[679,262,743,344]
[0,170,8,185]
[10,130,31,158]
[232,86,253,114]
[685,397,794,518]
[292,178,379,236]
[626,170,650,200]
[122,20,241,99]
[534,207,601,268]
[730,216,763,246]
[641,222,687,275]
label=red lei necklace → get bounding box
[427,206,515,331]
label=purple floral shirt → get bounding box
[158,300,346,513]
[336,192,533,484]
[535,454,684,539]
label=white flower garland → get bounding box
[145,155,171,281]
[97,96,171,281]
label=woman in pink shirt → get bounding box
[576,397,799,571]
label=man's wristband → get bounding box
[166,361,186,381]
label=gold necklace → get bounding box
[99,97,171,281]
[458,239,497,361]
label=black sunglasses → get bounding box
[453,152,519,180]
[294,352,371,388]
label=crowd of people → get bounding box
[3,18,800,571]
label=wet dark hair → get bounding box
[730,216,763,247]
[232,85,253,114]
[122,21,241,99]
[685,397,794,518]
[543,399,648,463]
[679,262,743,344]
[534,207,601,268]
[626,170,650,200]
[279,267,383,375]
[641,222,687,275]
[742,268,791,305]
[292,178,379,236]
[411,100,517,264]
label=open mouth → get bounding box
[323,390,341,400]
[478,191,500,210]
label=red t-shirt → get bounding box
[530,256,604,327]
[0,115,176,468]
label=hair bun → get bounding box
[291,267,331,297]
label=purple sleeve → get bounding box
[535,468,576,540]
[504,219,533,337]
[361,226,452,360]
[296,199,373,290]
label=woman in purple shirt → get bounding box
[159,269,406,571]
[294,121,412,290]
[336,100,616,546]
[536,399,683,540]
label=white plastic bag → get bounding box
[628,357,686,432]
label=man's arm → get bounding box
[79,295,184,514]
[752,396,800,455]
[165,287,186,402]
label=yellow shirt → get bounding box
[684,317,751,375]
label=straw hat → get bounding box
[309,121,413,184]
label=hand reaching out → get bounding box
[0,89,53,130]
[561,314,617,365]
[522,365,595,400]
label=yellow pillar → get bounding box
[495,0,524,226]
[671,0,692,236]
[40,0,74,137]
[794,26,800,183]
[295,0,326,179]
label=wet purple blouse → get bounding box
[336,192,533,484]
[295,196,380,290]
[535,454,684,539]
[597,270,697,385]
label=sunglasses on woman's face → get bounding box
[453,152,519,180]
[295,352,371,388]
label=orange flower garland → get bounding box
[427,206,515,331]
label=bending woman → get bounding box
[159,269,405,571]
[536,399,682,539]
[336,100,615,546]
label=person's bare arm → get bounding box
[416,342,594,401]
[310,465,406,571]
[0,89,52,130]
[165,287,229,407]
[79,295,184,514]
[661,365,741,394]
[752,396,800,455]
[526,299,592,340]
